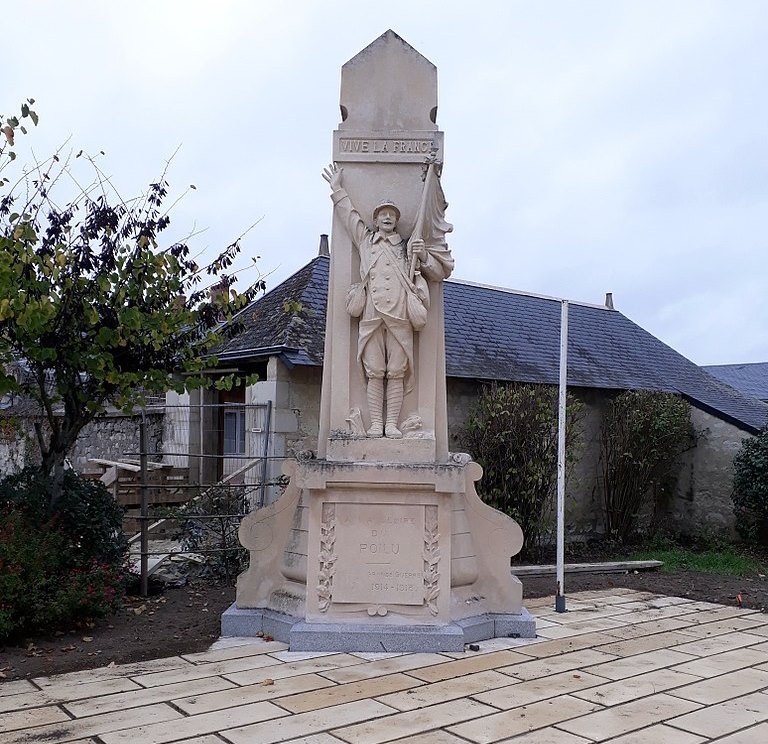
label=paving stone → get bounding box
[278,672,421,713]
[595,617,696,640]
[500,648,618,681]
[447,694,602,743]
[131,653,283,688]
[175,673,337,715]
[375,670,512,711]
[584,648,697,680]
[572,668,703,706]
[34,656,194,690]
[535,616,629,639]
[0,704,71,733]
[226,654,364,686]
[381,732,469,744]
[496,729,592,743]
[671,631,766,657]
[673,616,768,639]
[348,653,405,661]
[617,606,702,624]
[509,632,614,659]
[667,691,768,737]
[100,700,289,744]
[0,680,38,697]
[707,721,768,743]
[473,670,607,709]
[558,692,702,741]
[320,654,450,684]
[745,624,768,638]
[440,637,543,659]
[270,651,344,662]
[537,607,636,625]
[680,607,760,625]
[182,640,288,664]
[63,675,236,717]
[594,631,696,657]
[280,735,347,744]
[0,677,142,713]
[224,699,396,744]
[0,701,182,744]
[406,650,532,683]
[594,723,706,743]
[332,698,495,744]
[668,666,768,705]
[672,646,768,677]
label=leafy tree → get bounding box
[732,427,768,543]
[0,102,264,510]
[462,382,583,560]
[598,390,691,541]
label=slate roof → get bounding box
[216,256,768,434]
[702,362,768,402]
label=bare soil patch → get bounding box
[2,570,765,682]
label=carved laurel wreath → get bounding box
[317,503,337,612]
[423,505,440,615]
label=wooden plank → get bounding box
[512,560,663,576]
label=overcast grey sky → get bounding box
[4,0,767,365]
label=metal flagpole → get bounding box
[555,299,569,613]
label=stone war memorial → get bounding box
[223,30,535,651]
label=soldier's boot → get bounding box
[384,377,403,439]
[366,377,384,437]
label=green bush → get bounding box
[732,427,768,543]
[598,390,691,542]
[0,467,128,640]
[462,382,582,561]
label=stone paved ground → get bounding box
[2,589,767,743]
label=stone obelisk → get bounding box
[226,31,535,651]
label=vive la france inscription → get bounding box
[333,131,444,163]
[331,502,425,605]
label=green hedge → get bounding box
[0,467,128,640]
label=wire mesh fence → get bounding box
[85,401,288,595]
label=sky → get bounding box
[4,0,767,365]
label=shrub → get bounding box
[0,467,127,640]
[732,427,768,543]
[172,484,248,583]
[598,390,691,542]
[461,382,582,560]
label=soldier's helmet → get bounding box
[372,201,401,222]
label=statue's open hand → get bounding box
[322,163,343,191]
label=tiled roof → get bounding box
[702,362,768,402]
[216,256,768,433]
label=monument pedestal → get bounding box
[223,456,536,651]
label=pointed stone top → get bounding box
[339,30,438,131]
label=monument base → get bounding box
[221,603,536,652]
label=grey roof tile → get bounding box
[702,362,768,402]
[216,256,768,433]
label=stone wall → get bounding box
[0,411,165,478]
[671,407,751,538]
[70,412,164,472]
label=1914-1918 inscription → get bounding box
[331,502,425,605]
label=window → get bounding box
[223,407,246,455]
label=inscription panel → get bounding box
[332,502,425,605]
[333,130,444,163]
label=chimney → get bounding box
[604,292,614,310]
[318,234,330,257]
[210,278,231,318]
